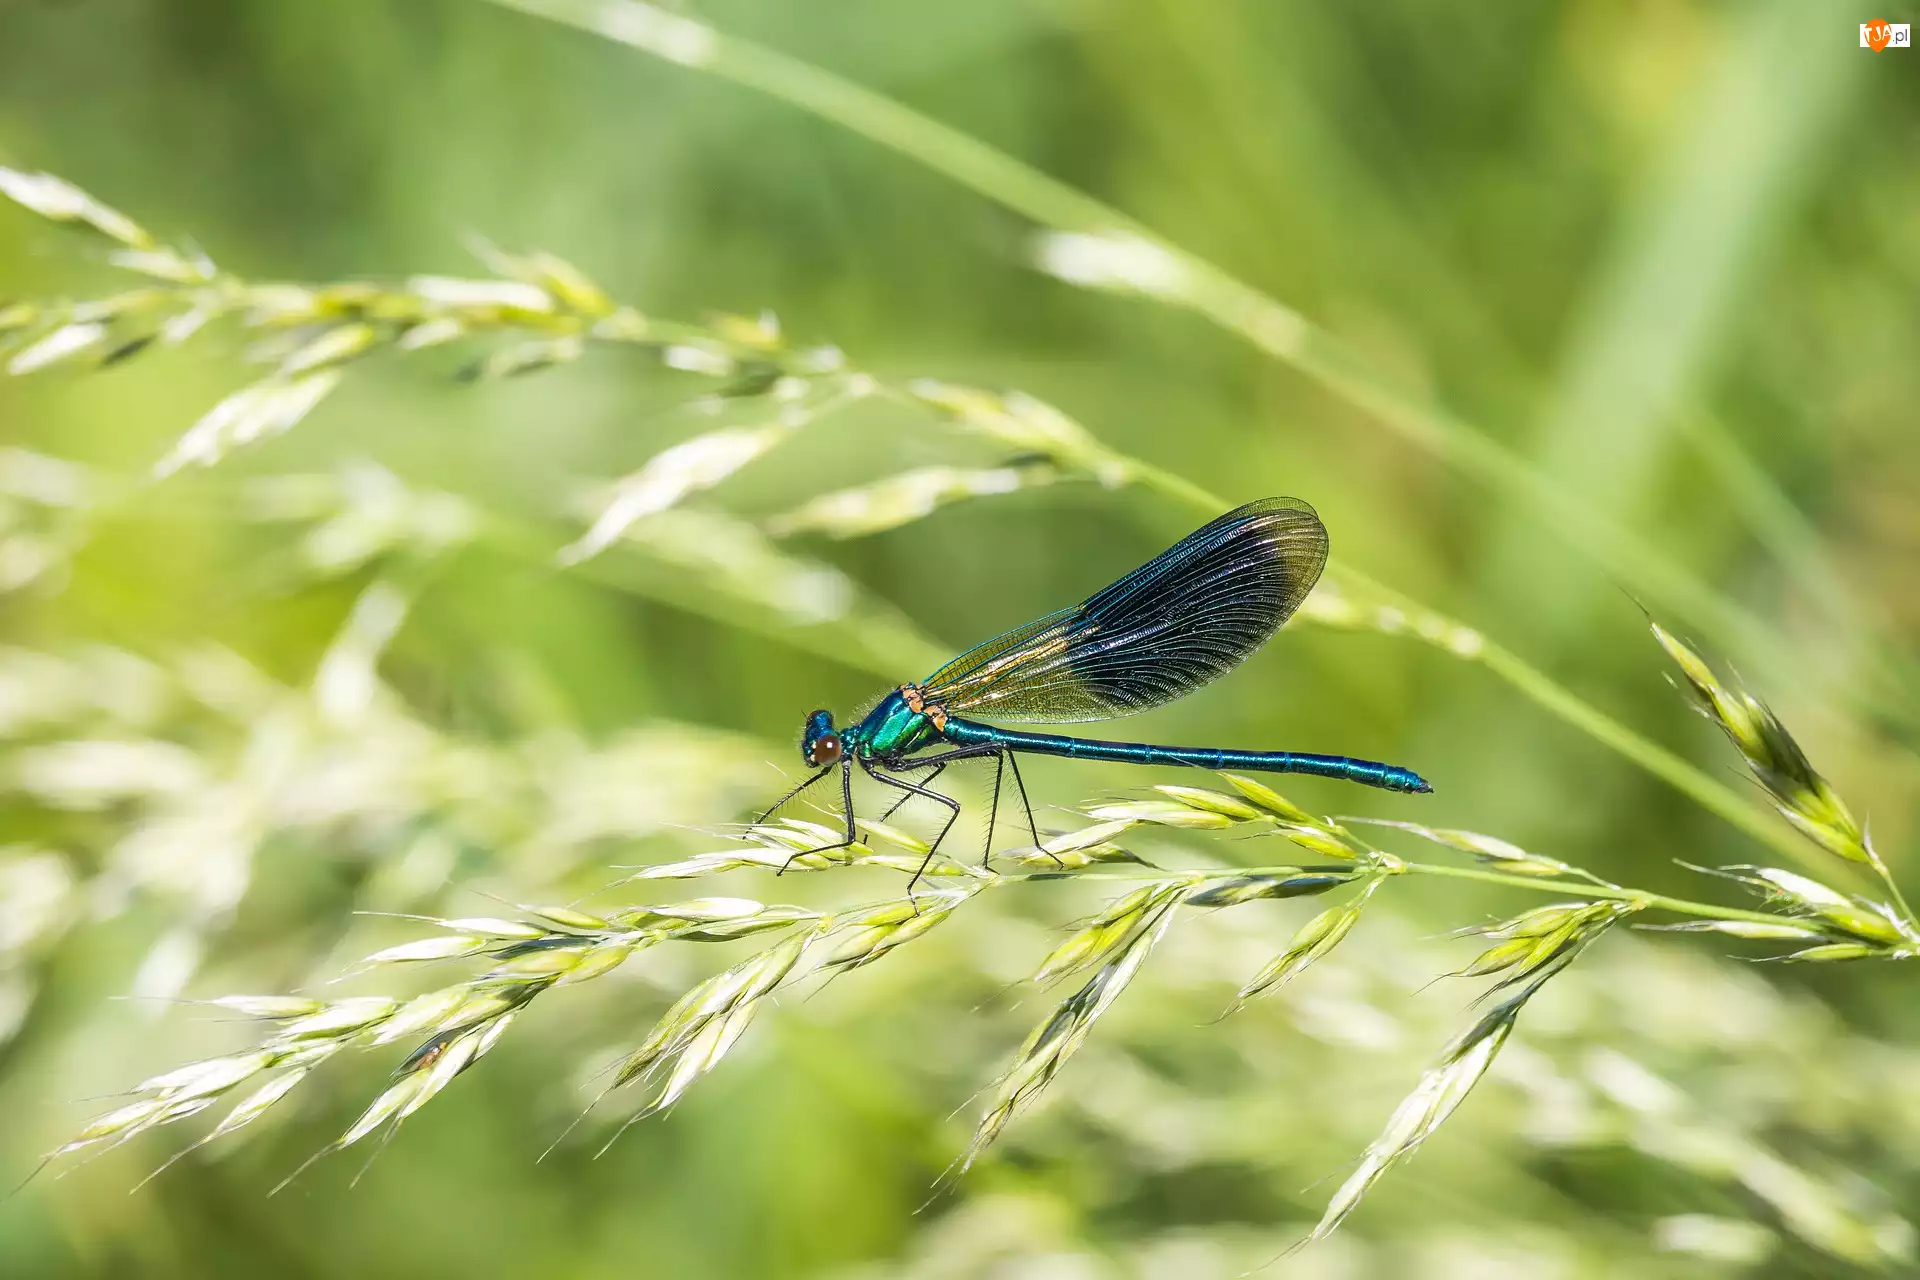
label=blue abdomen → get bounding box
[940,718,1431,794]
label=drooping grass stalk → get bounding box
[476,0,1869,737]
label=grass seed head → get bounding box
[1038,819,1137,855]
[854,817,930,854]
[369,988,471,1046]
[8,322,111,375]
[1226,891,1373,1014]
[1730,867,1906,945]
[1782,943,1884,963]
[1218,773,1316,824]
[1458,936,1540,978]
[633,897,768,923]
[1350,817,1575,876]
[1468,903,1592,941]
[966,902,1177,1169]
[280,997,399,1041]
[1183,872,1351,908]
[1032,881,1185,987]
[207,995,326,1020]
[1640,920,1826,941]
[1308,1006,1515,1243]
[616,930,812,1089]
[360,936,488,966]
[1653,624,1872,866]
[1084,800,1235,830]
[134,1051,276,1102]
[206,1071,308,1141]
[765,462,1055,541]
[1007,841,1142,870]
[1153,784,1263,821]
[555,940,639,984]
[821,901,956,972]
[1274,823,1360,861]
[58,1100,171,1153]
[0,167,156,249]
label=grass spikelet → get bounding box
[1779,943,1884,964]
[904,381,1131,486]
[1218,773,1317,824]
[54,893,851,1173]
[0,167,158,251]
[1306,1001,1517,1243]
[962,900,1177,1170]
[204,1071,309,1141]
[1153,784,1264,821]
[1082,800,1235,831]
[1222,881,1379,1016]
[357,935,491,966]
[625,819,992,882]
[563,377,870,565]
[206,995,325,1019]
[1693,865,1911,948]
[1032,880,1187,988]
[765,460,1058,540]
[1652,624,1883,878]
[1344,816,1590,879]
[1638,919,1826,941]
[612,928,813,1094]
[1097,780,1367,860]
[1002,821,1150,869]
[156,372,345,477]
[8,322,112,375]
[1462,902,1633,996]
[1273,823,1363,861]
[1307,902,1629,1241]
[1182,871,1354,908]
[0,167,884,485]
[1463,903,1593,941]
[819,889,971,974]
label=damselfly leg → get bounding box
[873,744,1043,869]
[762,759,863,874]
[879,762,947,822]
[862,756,967,892]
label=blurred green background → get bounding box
[1,0,1918,1275]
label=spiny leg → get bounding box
[879,761,946,823]
[757,764,834,826]
[885,745,1032,866]
[778,759,860,875]
[983,749,1004,866]
[1006,752,1040,844]
[872,743,1003,829]
[863,758,964,895]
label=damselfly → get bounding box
[766,498,1430,881]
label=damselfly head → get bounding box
[801,709,843,767]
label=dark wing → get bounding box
[921,497,1327,723]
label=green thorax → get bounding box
[848,689,940,759]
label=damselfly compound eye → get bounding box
[801,710,841,766]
